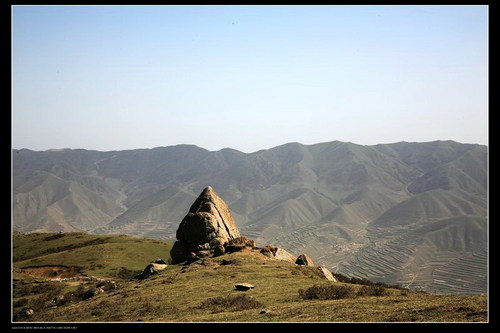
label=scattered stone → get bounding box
[154,258,167,265]
[170,186,241,264]
[317,266,338,282]
[100,281,118,291]
[259,309,271,315]
[213,245,225,257]
[260,245,278,257]
[196,243,211,251]
[186,252,200,264]
[209,237,226,248]
[142,264,158,277]
[45,295,65,308]
[134,262,168,280]
[296,254,314,266]
[228,236,255,247]
[235,283,255,291]
[14,308,34,320]
[225,236,255,253]
[225,244,247,253]
[197,250,212,258]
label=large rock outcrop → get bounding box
[170,186,241,264]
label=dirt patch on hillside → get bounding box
[19,265,83,279]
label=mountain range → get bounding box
[12,140,488,294]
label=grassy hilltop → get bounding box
[12,232,487,323]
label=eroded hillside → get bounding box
[13,140,488,294]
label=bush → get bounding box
[14,282,64,297]
[357,285,388,297]
[30,293,55,311]
[198,294,264,313]
[299,284,355,300]
[43,233,65,241]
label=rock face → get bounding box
[296,254,314,266]
[170,186,241,264]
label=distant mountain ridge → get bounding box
[12,140,488,294]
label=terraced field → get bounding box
[332,220,487,294]
[430,250,487,294]
[259,214,487,296]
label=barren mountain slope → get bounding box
[12,140,488,293]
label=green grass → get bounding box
[13,232,172,279]
[12,233,488,323]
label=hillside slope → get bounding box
[13,232,172,280]
[12,140,488,294]
[12,233,487,323]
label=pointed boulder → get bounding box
[170,186,241,264]
[295,254,314,266]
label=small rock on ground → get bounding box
[234,283,254,291]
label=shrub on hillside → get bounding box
[43,233,65,241]
[298,284,355,300]
[332,273,407,290]
[14,282,64,297]
[198,294,264,313]
[356,284,388,297]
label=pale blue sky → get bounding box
[12,5,488,152]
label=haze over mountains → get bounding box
[12,140,487,294]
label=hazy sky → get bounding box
[12,5,488,153]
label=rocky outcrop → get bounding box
[260,245,296,263]
[225,236,256,253]
[134,258,168,280]
[296,254,314,266]
[170,187,241,264]
[167,186,315,268]
[141,263,168,277]
[317,266,338,282]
